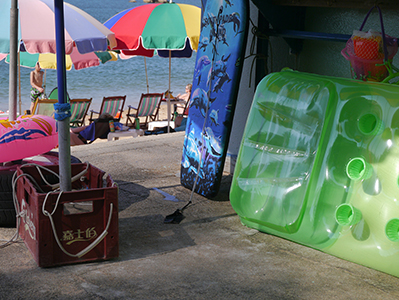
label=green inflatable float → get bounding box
[230,69,399,277]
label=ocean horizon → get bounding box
[0,0,201,114]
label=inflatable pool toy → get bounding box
[230,69,399,277]
[181,0,249,197]
[0,115,58,163]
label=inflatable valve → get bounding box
[335,204,362,226]
[358,113,384,136]
[385,218,399,242]
[346,157,373,181]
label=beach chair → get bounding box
[47,87,70,102]
[125,93,163,128]
[31,98,57,117]
[173,98,190,127]
[89,95,126,123]
[70,98,92,127]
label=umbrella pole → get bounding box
[8,0,18,121]
[144,57,149,93]
[43,69,47,96]
[54,0,72,192]
[167,50,171,133]
[18,52,22,116]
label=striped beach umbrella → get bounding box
[104,2,201,131]
[0,0,117,55]
[104,2,200,57]
[0,0,117,117]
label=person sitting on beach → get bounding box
[174,83,192,114]
[30,62,45,112]
[70,113,123,146]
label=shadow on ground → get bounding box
[116,180,151,211]
[118,215,196,261]
[209,173,233,202]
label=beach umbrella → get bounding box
[0,0,117,119]
[0,0,116,55]
[104,3,199,55]
[3,0,117,191]
[104,2,201,131]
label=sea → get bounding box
[0,0,202,113]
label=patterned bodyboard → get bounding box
[180,0,249,198]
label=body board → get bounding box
[180,0,249,198]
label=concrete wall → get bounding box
[225,4,399,174]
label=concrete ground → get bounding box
[1,132,399,299]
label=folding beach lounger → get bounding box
[89,95,126,123]
[70,98,92,127]
[125,93,163,129]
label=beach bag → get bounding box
[341,6,398,82]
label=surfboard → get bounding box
[180,0,249,198]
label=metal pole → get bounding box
[8,0,18,121]
[18,52,21,115]
[54,0,71,191]
[144,57,149,93]
[167,50,171,133]
[43,69,47,96]
[265,28,351,43]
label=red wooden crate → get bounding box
[16,163,119,267]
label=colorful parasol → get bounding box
[0,0,117,117]
[0,0,117,55]
[104,2,201,131]
[104,2,200,57]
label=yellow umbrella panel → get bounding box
[12,48,118,70]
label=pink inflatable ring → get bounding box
[0,115,58,163]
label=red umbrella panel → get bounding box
[104,3,200,56]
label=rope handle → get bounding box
[42,191,114,258]
[359,5,389,62]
